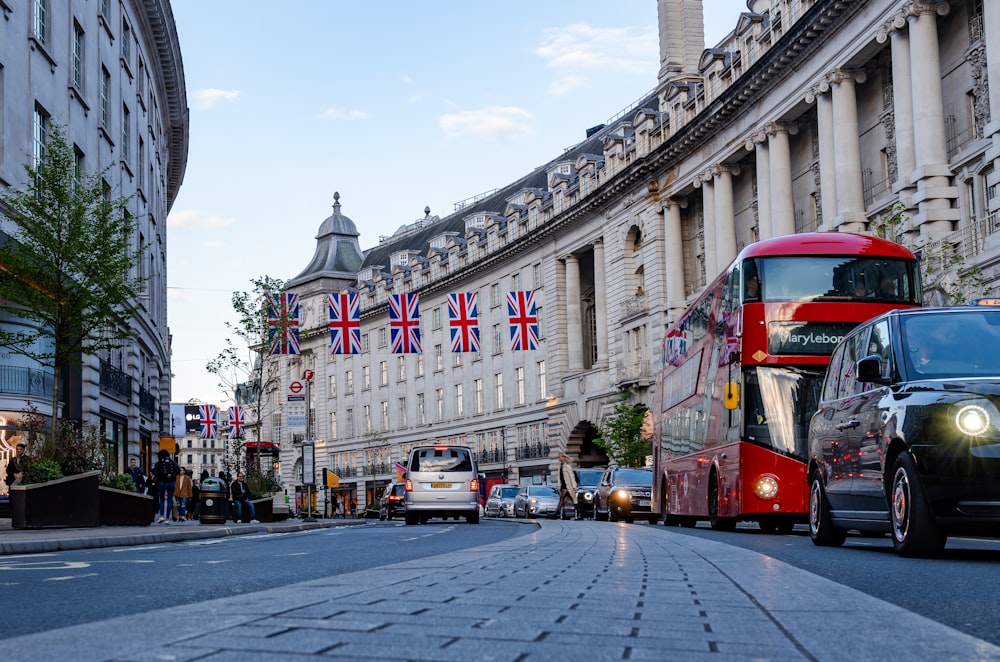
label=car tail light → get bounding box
[405,479,413,492]
[470,478,479,492]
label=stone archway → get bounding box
[565,420,608,469]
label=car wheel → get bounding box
[379,513,386,521]
[648,515,660,525]
[386,512,393,521]
[595,502,608,522]
[808,474,846,547]
[405,513,418,526]
[890,452,946,557]
[467,511,480,524]
[708,473,737,531]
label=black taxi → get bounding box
[807,305,1000,556]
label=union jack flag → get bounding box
[507,290,540,351]
[389,293,421,354]
[199,404,218,439]
[267,292,300,355]
[447,292,480,353]
[328,292,361,354]
[228,406,245,439]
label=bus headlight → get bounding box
[956,403,991,436]
[753,475,779,500]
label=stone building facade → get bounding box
[261,0,1000,511]
[0,0,187,484]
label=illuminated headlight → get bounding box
[956,403,991,436]
[583,492,593,501]
[528,498,539,505]
[753,475,779,500]
[614,489,630,500]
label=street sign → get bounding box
[303,370,314,381]
[287,380,305,402]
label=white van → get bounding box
[404,445,480,524]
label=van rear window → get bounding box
[410,447,473,472]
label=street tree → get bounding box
[594,390,651,468]
[207,275,285,476]
[0,125,145,449]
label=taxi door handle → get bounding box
[836,419,860,431]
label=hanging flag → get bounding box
[447,292,480,353]
[228,406,245,439]
[199,404,218,439]
[267,292,300,355]
[328,292,361,354]
[507,290,540,351]
[389,293,421,354]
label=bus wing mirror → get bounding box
[724,382,739,410]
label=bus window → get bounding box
[746,366,824,458]
[759,256,919,304]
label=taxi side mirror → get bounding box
[857,355,890,385]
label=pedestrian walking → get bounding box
[350,495,357,518]
[555,453,579,519]
[191,478,201,520]
[127,457,145,493]
[152,449,179,524]
[174,467,193,521]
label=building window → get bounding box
[474,379,484,414]
[361,332,370,353]
[328,374,337,399]
[121,104,130,162]
[494,373,504,410]
[416,354,424,377]
[491,283,501,307]
[397,355,406,381]
[101,66,111,129]
[512,273,521,291]
[345,409,355,437]
[537,360,547,399]
[73,147,85,189]
[345,369,354,394]
[32,106,49,167]
[362,365,371,390]
[120,17,131,67]
[378,327,387,348]
[436,388,444,421]
[32,0,47,45]
[381,401,389,430]
[329,412,337,440]
[453,352,463,367]
[363,405,372,434]
[515,367,525,405]
[379,360,388,386]
[432,307,442,329]
[72,23,84,90]
[434,344,443,371]
[417,393,426,425]
[455,383,464,416]
[493,324,503,354]
[398,397,407,427]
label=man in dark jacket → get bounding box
[4,442,26,487]
[127,458,145,493]
[230,472,258,523]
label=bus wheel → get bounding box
[808,475,846,547]
[708,474,736,532]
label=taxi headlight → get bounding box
[614,488,630,500]
[583,491,593,501]
[956,403,991,436]
[753,475,779,500]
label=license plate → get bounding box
[638,500,650,507]
[431,482,452,488]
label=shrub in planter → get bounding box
[102,472,136,492]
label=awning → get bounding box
[243,441,280,454]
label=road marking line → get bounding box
[45,573,99,581]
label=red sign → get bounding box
[303,370,314,381]
[289,381,303,394]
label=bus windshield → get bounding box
[743,366,824,461]
[753,256,919,304]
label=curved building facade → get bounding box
[0,0,187,483]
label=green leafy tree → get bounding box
[594,390,651,468]
[206,275,286,476]
[870,202,989,305]
[0,125,145,449]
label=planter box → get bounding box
[240,497,274,522]
[99,486,154,526]
[10,470,101,529]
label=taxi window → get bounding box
[823,342,846,401]
[839,330,870,398]
[867,320,892,381]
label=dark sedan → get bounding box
[568,468,604,519]
[378,482,406,521]
[808,306,1000,557]
[593,466,657,523]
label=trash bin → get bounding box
[199,477,229,524]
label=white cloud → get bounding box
[318,107,371,120]
[191,88,240,110]
[536,24,657,96]
[439,106,534,141]
[400,75,414,86]
[167,209,237,230]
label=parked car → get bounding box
[513,484,560,518]
[808,305,1000,557]
[593,466,657,523]
[485,484,519,518]
[403,445,480,525]
[378,482,406,521]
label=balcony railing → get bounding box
[138,386,156,419]
[616,356,652,386]
[515,441,549,460]
[619,294,648,321]
[0,364,52,398]
[100,360,132,400]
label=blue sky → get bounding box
[166,0,749,405]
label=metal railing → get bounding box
[515,442,549,460]
[99,360,132,400]
[138,386,156,418]
[0,364,52,397]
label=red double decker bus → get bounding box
[651,233,921,532]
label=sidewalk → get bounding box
[2,518,998,661]
[0,515,366,555]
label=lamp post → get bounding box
[301,369,316,522]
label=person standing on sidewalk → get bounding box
[127,457,145,494]
[174,466,193,521]
[152,449,178,524]
[555,453,579,519]
[4,442,26,488]
[190,478,201,520]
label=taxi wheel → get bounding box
[890,453,946,557]
[809,475,846,547]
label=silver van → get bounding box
[404,445,480,524]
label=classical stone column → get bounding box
[806,81,837,231]
[830,68,868,233]
[767,123,797,237]
[877,16,916,190]
[906,1,958,238]
[592,239,608,366]
[697,174,717,277]
[746,132,771,239]
[985,0,1000,211]
[663,199,687,318]
[564,254,583,372]
[713,165,739,267]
